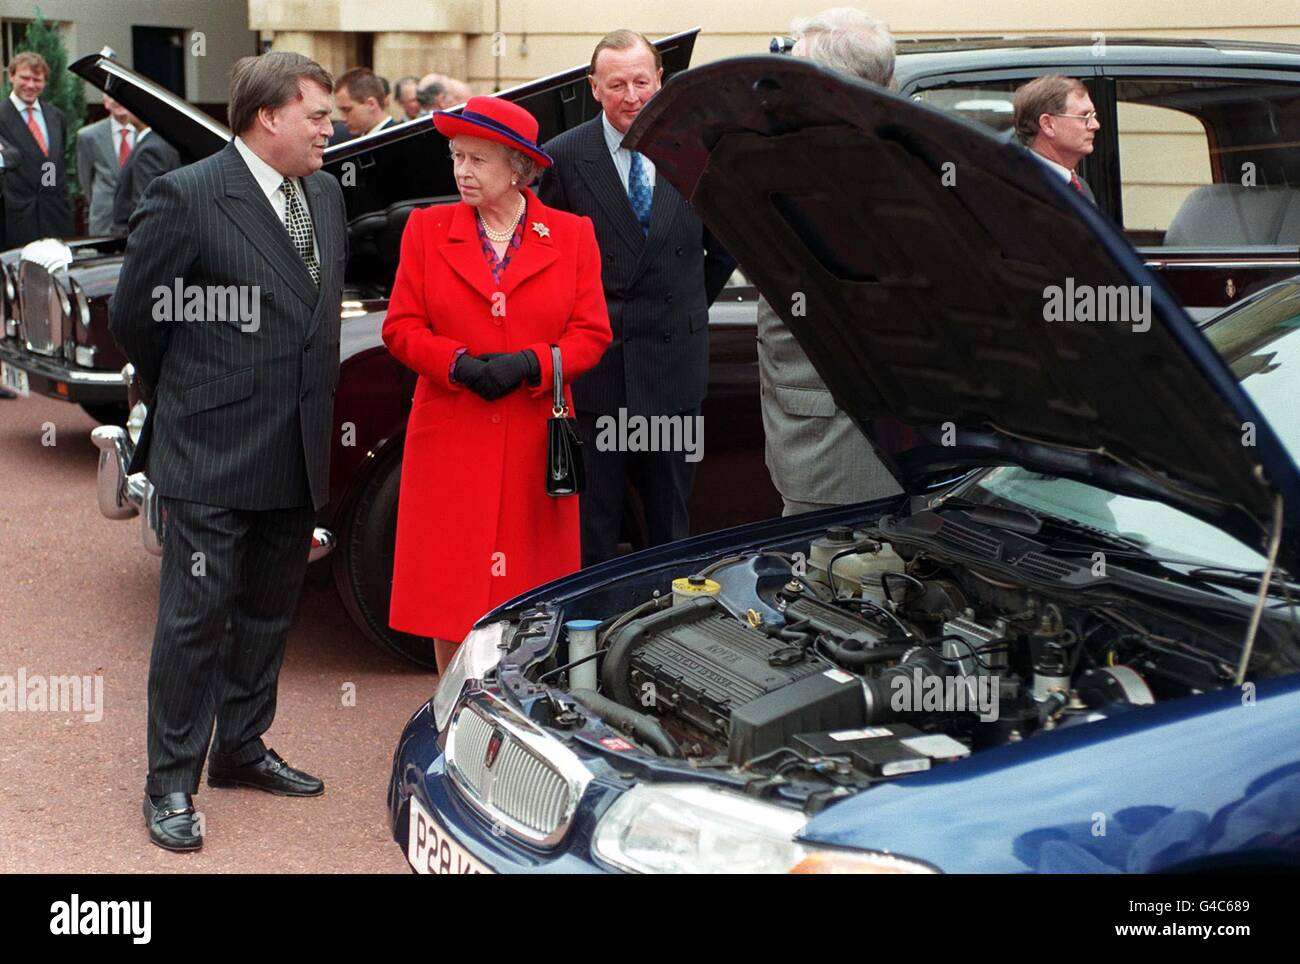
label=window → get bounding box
[1114,77,1300,248]
[913,82,1020,137]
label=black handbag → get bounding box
[546,345,584,496]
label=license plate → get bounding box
[1,361,28,397]
[407,796,493,875]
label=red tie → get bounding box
[1069,172,1085,194]
[26,107,47,156]
[118,127,132,167]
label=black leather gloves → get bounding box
[454,349,540,402]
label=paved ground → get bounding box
[0,392,435,872]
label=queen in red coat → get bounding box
[382,98,612,671]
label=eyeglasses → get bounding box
[1052,110,1099,124]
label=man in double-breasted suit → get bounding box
[108,114,179,234]
[76,94,133,235]
[539,30,733,565]
[0,52,72,247]
[109,52,345,852]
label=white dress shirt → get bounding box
[601,110,654,194]
[1034,152,1076,185]
[233,135,319,262]
[110,117,135,158]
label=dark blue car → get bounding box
[388,56,1300,874]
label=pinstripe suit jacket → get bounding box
[538,116,733,417]
[108,141,347,511]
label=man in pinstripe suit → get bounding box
[109,52,346,852]
[539,30,733,565]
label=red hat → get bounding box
[432,96,553,168]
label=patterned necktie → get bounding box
[627,150,652,233]
[1069,172,1085,194]
[280,177,320,285]
[118,127,132,167]
[26,107,47,156]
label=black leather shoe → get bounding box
[143,792,202,852]
[207,748,324,796]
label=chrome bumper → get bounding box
[90,424,334,562]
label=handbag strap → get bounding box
[551,345,566,416]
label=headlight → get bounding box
[593,783,938,874]
[70,279,91,329]
[431,620,508,731]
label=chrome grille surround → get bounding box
[17,240,73,357]
[446,692,591,848]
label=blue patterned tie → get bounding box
[627,150,652,233]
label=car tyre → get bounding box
[80,402,129,426]
[333,452,438,668]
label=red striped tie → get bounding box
[118,127,132,167]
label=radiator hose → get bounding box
[568,688,683,759]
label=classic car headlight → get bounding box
[69,278,91,329]
[593,784,938,874]
[431,620,508,731]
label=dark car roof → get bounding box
[893,35,1300,86]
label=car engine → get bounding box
[531,522,1286,791]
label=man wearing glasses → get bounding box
[1012,74,1100,205]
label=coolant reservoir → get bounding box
[858,542,905,605]
[809,528,904,598]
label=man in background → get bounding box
[394,75,421,120]
[539,30,733,564]
[334,68,397,139]
[109,111,180,234]
[77,93,132,235]
[0,52,72,246]
[1012,74,1100,204]
[758,7,902,515]
[416,74,447,114]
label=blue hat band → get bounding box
[454,110,552,163]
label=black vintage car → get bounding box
[80,35,1300,668]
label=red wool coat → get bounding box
[382,188,612,642]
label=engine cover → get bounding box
[601,598,868,762]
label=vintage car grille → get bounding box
[17,260,65,356]
[446,696,591,847]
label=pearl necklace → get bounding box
[479,194,526,242]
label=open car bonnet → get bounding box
[625,56,1300,571]
[71,48,231,163]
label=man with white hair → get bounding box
[758,7,901,515]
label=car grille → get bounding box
[446,696,590,847]
[17,260,62,356]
